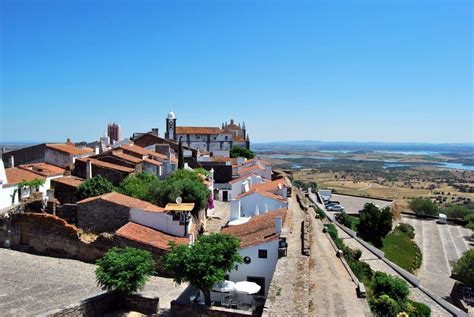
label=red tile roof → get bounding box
[77,192,165,212]
[236,190,287,202]
[116,222,189,251]
[76,158,135,173]
[176,127,226,135]
[18,163,65,177]
[52,176,84,188]
[120,144,167,160]
[222,208,288,248]
[229,173,259,184]
[143,158,162,167]
[110,151,143,164]
[5,168,45,185]
[238,165,265,175]
[46,144,94,155]
[250,178,286,193]
[232,135,245,142]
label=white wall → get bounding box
[228,240,279,296]
[130,209,191,237]
[0,185,17,209]
[238,193,288,218]
[229,175,264,200]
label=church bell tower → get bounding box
[165,111,177,141]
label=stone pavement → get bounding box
[309,219,371,316]
[205,200,230,233]
[0,249,188,316]
[263,194,310,316]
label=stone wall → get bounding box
[170,301,254,317]
[2,143,47,167]
[77,200,130,233]
[51,180,79,204]
[47,291,159,316]
[73,160,131,186]
[56,204,78,224]
[10,213,115,263]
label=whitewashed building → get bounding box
[222,208,288,296]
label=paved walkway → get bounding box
[309,218,371,316]
[0,249,187,316]
[205,200,230,233]
[263,194,310,316]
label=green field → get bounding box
[382,228,422,273]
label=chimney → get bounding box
[151,128,159,136]
[86,159,92,179]
[9,155,14,168]
[230,199,241,220]
[275,216,282,234]
[209,168,214,181]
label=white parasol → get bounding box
[233,281,261,295]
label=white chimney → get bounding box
[230,199,241,220]
[9,155,14,168]
[275,216,282,234]
[86,159,92,179]
[209,168,214,181]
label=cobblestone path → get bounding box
[309,218,371,316]
[263,194,310,316]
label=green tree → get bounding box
[444,205,473,219]
[77,175,114,200]
[162,233,243,305]
[118,172,159,201]
[153,169,209,212]
[370,295,400,317]
[358,204,393,247]
[371,272,410,304]
[178,137,184,169]
[409,198,439,216]
[193,167,210,177]
[95,247,155,296]
[452,249,474,288]
[230,146,255,159]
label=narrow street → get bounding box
[308,217,371,316]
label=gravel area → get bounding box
[0,249,187,316]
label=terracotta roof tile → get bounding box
[250,178,286,192]
[120,144,167,160]
[116,222,189,251]
[238,165,265,175]
[229,174,259,184]
[232,135,245,142]
[18,163,65,177]
[176,127,227,135]
[46,144,94,155]
[5,168,45,185]
[222,208,288,248]
[76,158,135,173]
[52,176,84,188]
[77,192,165,212]
[110,151,143,164]
[236,190,287,202]
[143,158,162,166]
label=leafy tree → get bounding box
[77,175,114,200]
[370,295,400,317]
[162,233,242,305]
[371,272,409,305]
[293,180,318,191]
[178,137,184,169]
[230,146,255,159]
[358,204,393,247]
[444,205,473,219]
[95,247,155,296]
[118,172,159,201]
[452,249,474,288]
[153,169,209,212]
[409,198,439,216]
[193,167,210,177]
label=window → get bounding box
[258,249,267,259]
[172,212,180,221]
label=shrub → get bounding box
[398,223,415,239]
[452,249,474,288]
[95,247,155,296]
[193,167,210,177]
[347,258,373,285]
[409,198,439,216]
[371,272,410,304]
[314,207,326,219]
[407,300,431,317]
[444,205,473,219]
[230,146,254,159]
[77,175,114,200]
[370,295,400,317]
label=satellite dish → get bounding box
[176,197,182,204]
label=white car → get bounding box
[327,205,344,212]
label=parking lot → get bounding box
[329,194,392,214]
[402,216,473,299]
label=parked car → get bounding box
[325,201,340,206]
[327,204,344,212]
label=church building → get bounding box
[164,112,250,157]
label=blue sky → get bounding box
[1,0,472,143]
